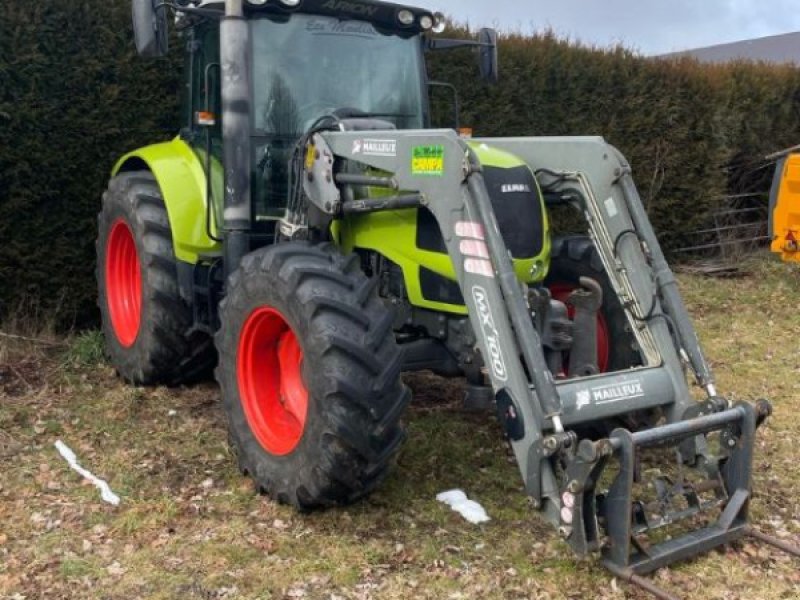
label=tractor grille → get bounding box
[416,166,546,260]
[482,165,546,260]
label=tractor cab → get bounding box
[153,1,494,228]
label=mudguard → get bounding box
[113,137,222,264]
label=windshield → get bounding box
[249,14,426,219]
[251,15,426,134]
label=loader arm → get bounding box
[320,129,564,514]
[316,128,779,579]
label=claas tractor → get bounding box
[769,149,800,262]
[97,0,798,595]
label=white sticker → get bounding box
[465,258,494,278]
[591,380,644,405]
[460,239,490,260]
[501,183,532,194]
[604,196,619,218]
[472,286,508,382]
[575,389,591,410]
[455,221,486,240]
[353,138,397,158]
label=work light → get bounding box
[397,9,414,26]
[432,12,446,33]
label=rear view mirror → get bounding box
[132,0,169,58]
[478,28,499,84]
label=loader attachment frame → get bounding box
[315,129,790,585]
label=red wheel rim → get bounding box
[106,219,142,348]
[237,307,309,456]
[548,283,611,373]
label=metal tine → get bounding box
[603,562,681,600]
[747,527,800,558]
[605,529,800,600]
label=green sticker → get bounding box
[412,145,444,176]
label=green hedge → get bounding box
[0,0,180,327]
[428,30,800,247]
[1,4,799,327]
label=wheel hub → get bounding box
[106,219,142,348]
[237,307,309,456]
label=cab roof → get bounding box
[196,0,437,36]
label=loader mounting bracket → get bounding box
[561,402,776,574]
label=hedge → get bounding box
[0,0,180,327]
[2,2,799,327]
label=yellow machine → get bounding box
[770,151,800,262]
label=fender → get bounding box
[113,137,222,264]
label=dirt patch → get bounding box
[0,358,48,397]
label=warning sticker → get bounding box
[412,145,444,176]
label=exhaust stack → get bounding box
[221,0,253,277]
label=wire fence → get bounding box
[673,194,771,270]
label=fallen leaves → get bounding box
[2,263,800,600]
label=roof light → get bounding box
[247,0,269,5]
[278,0,301,6]
[432,12,446,33]
[397,9,414,26]
[419,15,434,31]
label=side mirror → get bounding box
[132,0,169,58]
[478,28,499,84]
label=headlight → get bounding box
[432,12,446,34]
[397,9,415,26]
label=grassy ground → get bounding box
[1,254,799,600]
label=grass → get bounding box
[61,330,106,370]
[1,252,799,600]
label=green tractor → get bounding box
[99,0,796,594]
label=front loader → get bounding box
[97,1,799,597]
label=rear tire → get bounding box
[215,242,410,509]
[545,236,641,372]
[97,171,215,385]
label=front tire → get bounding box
[215,242,410,509]
[97,171,215,385]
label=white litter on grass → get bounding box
[54,440,120,506]
[436,489,491,524]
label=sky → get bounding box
[429,0,800,56]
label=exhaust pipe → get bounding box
[221,0,252,277]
